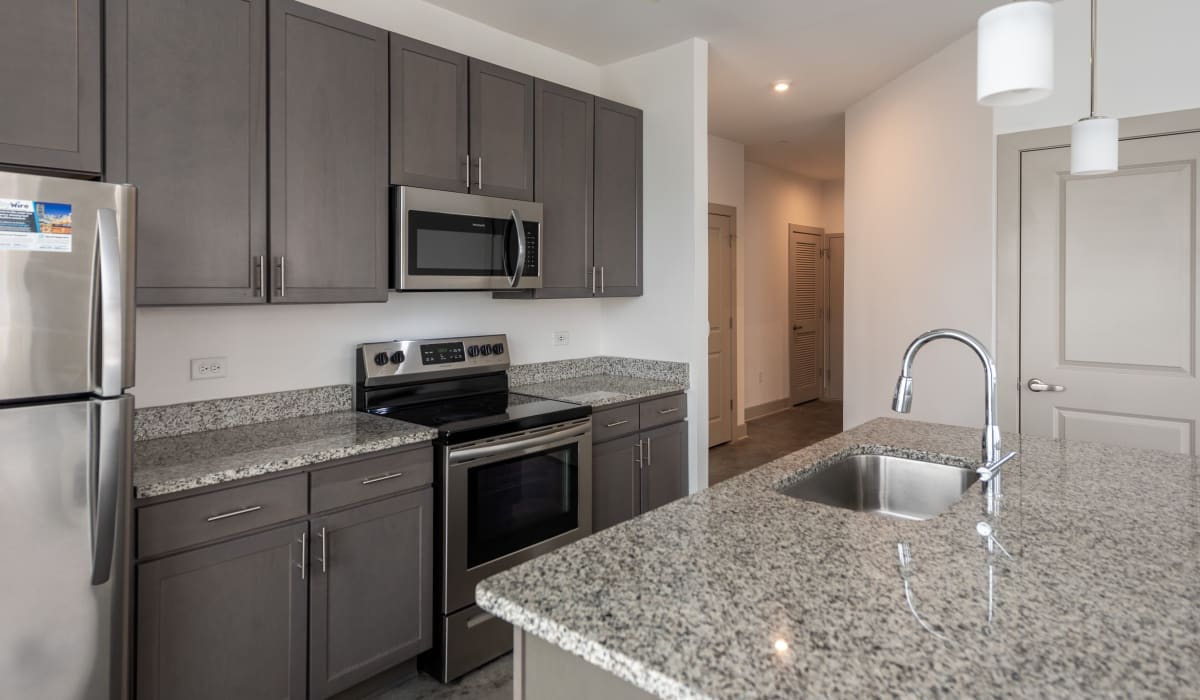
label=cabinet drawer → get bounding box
[138,473,308,558]
[639,394,687,430]
[310,446,433,513]
[592,404,640,442]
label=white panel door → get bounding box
[789,230,822,405]
[1020,131,1200,454]
[707,213,734,447]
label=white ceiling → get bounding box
[427,0,1005,180]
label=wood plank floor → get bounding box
[708,400,843,486]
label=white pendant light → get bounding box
[977,1,1055,106]
[1071,0,1118,175]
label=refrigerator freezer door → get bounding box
[0,172,135,402]
[0,395,132,700]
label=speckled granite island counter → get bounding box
[476,418,1199,699]
[133,385,436,499]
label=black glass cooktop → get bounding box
[369,390,591,443]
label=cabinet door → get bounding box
[593,434,640,532]
[469,59,534,201]
[534,80,594,296]
[108,0,268,305]
[390,34,468,192]
[309,489,434,699]
[641,422,687,514]
[0,0,100,173]
[136,524,307,700]
[269,0,389,303]
[593,99,643,297]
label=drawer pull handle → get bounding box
[605,419,630,428]
[466,611,495,629]
[206,505,262,522]
[361,471,406,486]
[657,407,680,415]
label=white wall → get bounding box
[602,39,710,490]
[843,34,994,430]
[707,134,746,424]
[821,179,845,233]
[742,161,824,410]
[842,0,1200,431]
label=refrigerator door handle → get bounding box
[96,208,126,397]
[91,397,130,585]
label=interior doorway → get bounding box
[998,109,1200,455]
[788,224,823,405]
[707,204,737,447]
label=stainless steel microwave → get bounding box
[392,186,543,291]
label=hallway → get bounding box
[708,401,843,485]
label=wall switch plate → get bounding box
[553,331,570,346]
[190,357,227,380]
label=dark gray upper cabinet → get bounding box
[641,421,687,512]
[593,98,644,297]
[390,34,469,192]
[0,0,101,174]
[308,489,434,699]
[593,433,640,533]
[469,59,535,201]
[108,0,268,305]
[269,0,389,303]
[136,524,307,700]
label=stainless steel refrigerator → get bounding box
[0,172,135,700]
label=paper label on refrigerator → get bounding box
[0,199,73,253]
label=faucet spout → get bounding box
[891,328,1001,466]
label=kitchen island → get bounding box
[476,418,1199,698]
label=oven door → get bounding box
[443,419,591,613]
[394,186,542,291]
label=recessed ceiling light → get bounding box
[772,80,790,94]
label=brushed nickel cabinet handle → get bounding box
[591,266,597,295]
[254,255,265,297]
[277,256,286,297]
[605,419,630,428]
[633,440,643,469]
[477,156,483,190]
[206,505,262,522]
[361,471,406,486]
[297,531,307,580]
[657,407,680,415]
[466,611,495,629]
[316,526,327,573]
[600,266,605,294]
[465,152,470,189]
[646,437,652,465]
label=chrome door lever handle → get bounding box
[1027,378,1065,392]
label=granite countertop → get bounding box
[514,374,687,407]
[476,418,1199,699]
[134,411,437,499]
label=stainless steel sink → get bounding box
[778,453,980,521]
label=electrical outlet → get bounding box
[190,357,227,380]
[553,331,570,347]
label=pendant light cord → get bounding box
[1090,0,1097,117]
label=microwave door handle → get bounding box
[96,208,126,397]
[509,209,526,288]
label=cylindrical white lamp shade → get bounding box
[977,1,1054,106]
[1071,117,1119,175]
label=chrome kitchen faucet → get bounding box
[891,329,1015,515]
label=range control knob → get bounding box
[491,343,505,355]
[467,345,480,358]
[373,352,389,367]
[390,350,405,364]
[480,344,493,356]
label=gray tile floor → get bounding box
[708,400,843,485]
[370,655,512,700]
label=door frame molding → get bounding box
[708,203,742,441]
[821,233,844,401]
[996,107,1200,432]
[787,223,825,406]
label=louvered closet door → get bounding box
[789,230,822,404]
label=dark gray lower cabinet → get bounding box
[0,0,101,173]
[593,99,643,297]
[269,0,389,303]
[136,523,307,700]
[641,422,687,513]
[593,434,640,532]
[309,490,434,699]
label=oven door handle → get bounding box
[508,208,526,288]
[449,422,589,466]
